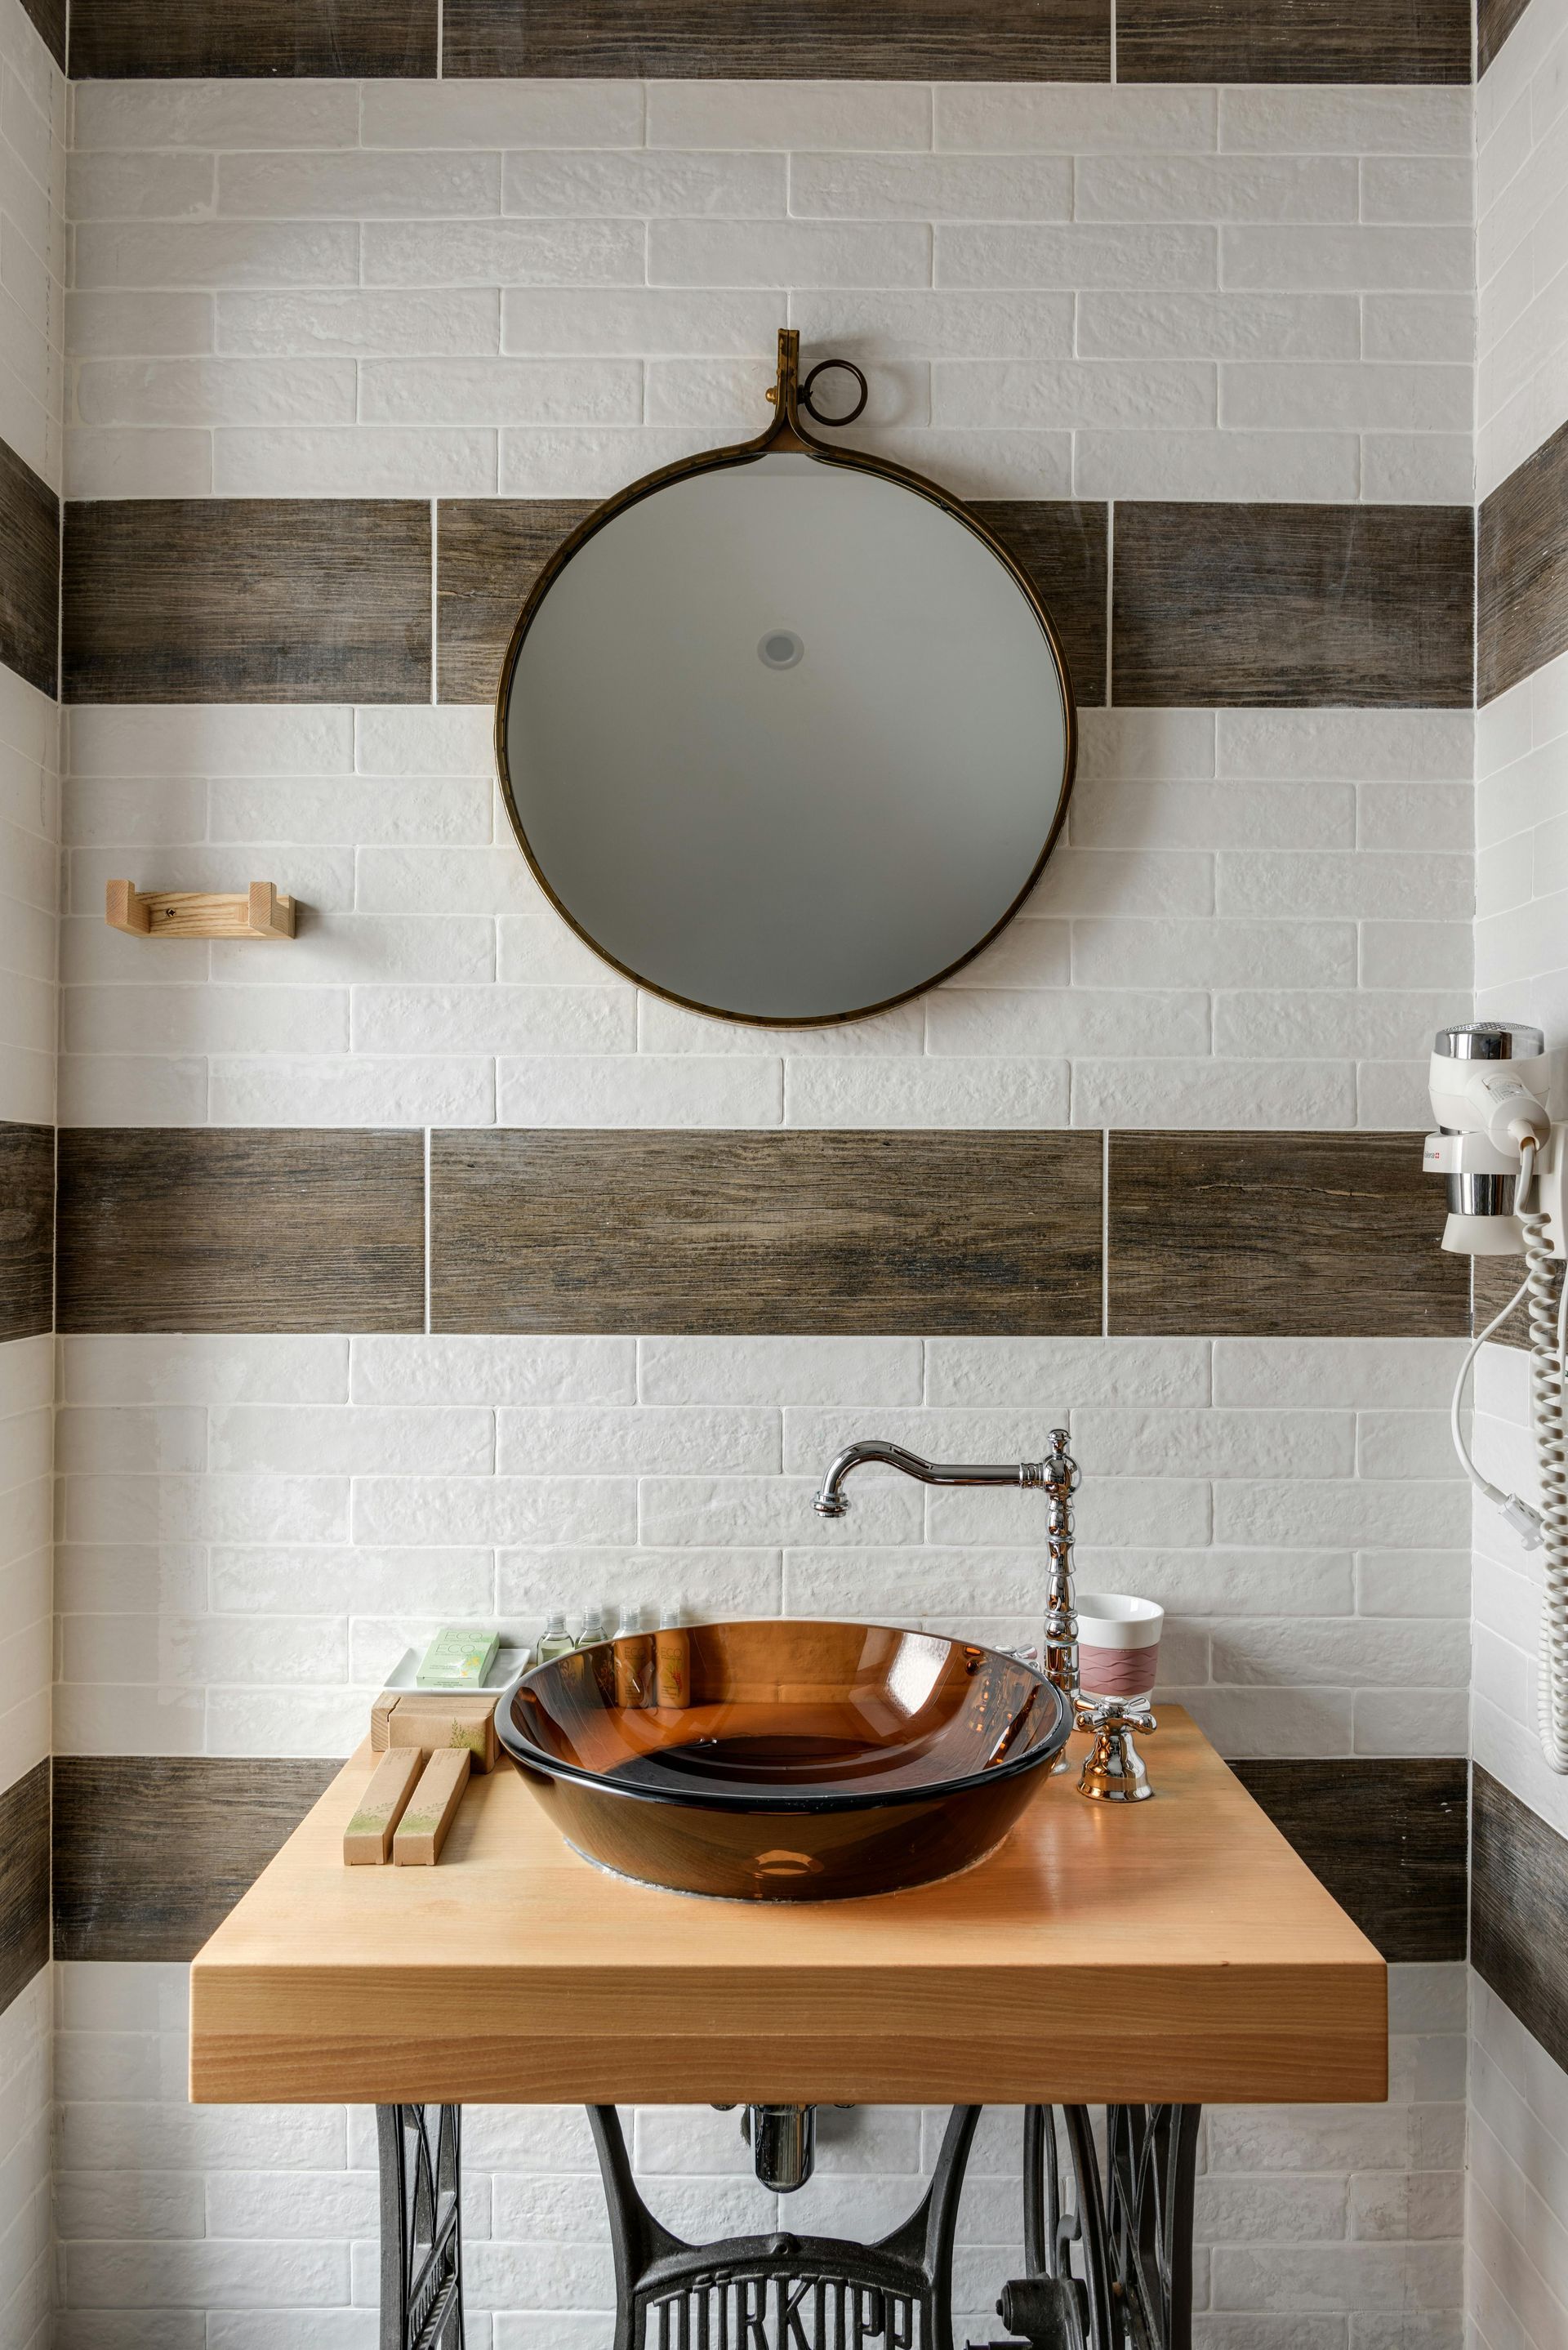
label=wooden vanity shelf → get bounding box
[106,880,296,940]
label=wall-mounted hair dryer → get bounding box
[1424,1021,1568,1774]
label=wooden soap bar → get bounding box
[372,1692,499,1773]
[342,1746,425,1866]
[392,1748,471,1866]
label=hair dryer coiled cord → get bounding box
[1519,1202,1568,1773]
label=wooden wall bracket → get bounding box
[106,880,296,940]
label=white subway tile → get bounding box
[361,82,644,150]
[208,1055,495,1128]
[639,1336,922,1407]
[1363,292,1476,363]
[1359,921,1473,990]
[72,81,359,151]
[210,1545,493,1616]
[353,983,632,1056]
[791,153,1071,221]
[210,776,493,846]
[935,85,1216,153]
[219,287,501,358]
[1077,289,1359,360]
[1080,155,1357,223]
[1219,89,1471,155]
[497,1545,782,1623]
[497,421,716,495]
[1356,1550,1470,1617]
[1072,1058,1356,1130]
[362,216,644,291]
[77,354,358,426]
[924,1338,1209,1407]
[933,358,1214,429]
[785,1056,1068,1128]
[1214,1479,1468,1549]
[646,82,932,153]
[69,703,354,778]
[359,355,641,426]
[1213,991,1468,1060]
[644,351,925,428]
[65,984,349,1058]
[937,223,1215,289]
[210,1406,493,1477]
[356,842,537,916]
[506,149,782,218]
[1223,362,1471,432]
[1072,917,1355,989]
[1071,780,1352,851]
[212,425,498,497]
[66,149,215,222]
[500,286,777,355]
[351,1336,635,1407]
[1223,225,1472,291]
[1073,428,1360,500]
[788,288,1074,360]
[210,916,496,988]
[499,1404,777,1477]
[65,426,213,497]
[927,987,1209,1056]
[1071,1407,1353,1480]
[639,1474,923,1549]
[499,1053,782,1126]
[220,149,501,219]
[58,1055,208,1127]
[1361,432,1476,503]
[351,1476,636,1547]
[649,219,931,289]
[74,220,360,290]
[1218,852,1472,923]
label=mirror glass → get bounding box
[498,452,1072,1024]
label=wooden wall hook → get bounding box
[106,881,296,940]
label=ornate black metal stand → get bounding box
[589,2103,979,2350]
[377,2105,465,2350]
[373,2102,1198,2350]
[983,2106,1200,2350]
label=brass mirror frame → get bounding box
[492,327,1078,1030]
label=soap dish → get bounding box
[381,1643,530,1694]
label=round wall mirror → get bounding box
[495,332,1076,1027]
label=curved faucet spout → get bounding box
[812,1437,1055,1517]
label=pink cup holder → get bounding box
[1074,1594,1163,1702]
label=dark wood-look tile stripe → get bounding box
[1479,0,1535,74]
[62,500,432,704]
[1112,502,1475,709]
[1472,1252,1561,1351]
[972,501,1107,707]
[56,1130,425,1334]
[443,0,1109,78]
[1472,1766,1568,2074]
[52,1757,338,1962]
[0,1762,49,2018]
[1232,1758,1467,1963]
[437,499,596,704]
[1116,0,1470,82]
[16,0,65,74]
[435,497,1108,708]
[0,435,60,702]
[69,0,436,75]
[1107,1131,1468,1338]
[1478,417,1568,706]
[430,1130,1103,1336]
[0,1123,53,1344]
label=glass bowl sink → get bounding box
[495,1618,1071,1902]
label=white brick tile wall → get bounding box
[56,702,1472,1129]
[1477,0,1568,496]
[50,1332,1471,1759]
[51,75,1483,504]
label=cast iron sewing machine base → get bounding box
[375,2101,1200,2350]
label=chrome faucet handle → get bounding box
[1072,1695,1156,1804]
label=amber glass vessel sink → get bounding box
[495,1619,1071,1901]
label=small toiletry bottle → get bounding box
[612,1603,654,1708]
[576,1608,608,1649]
[655,1599,690,1711]
[537,1612,576,1664]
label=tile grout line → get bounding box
[1101,1126,1110,1338]
[423,1126,432,1335]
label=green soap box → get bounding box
[416,1626,501,1690]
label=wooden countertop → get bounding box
[189,1710,1386,2109]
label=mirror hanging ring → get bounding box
[493,329,1076,1028]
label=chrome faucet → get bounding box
[813,1428,1082,1715]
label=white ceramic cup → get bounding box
[1075,1593,1163,1700]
